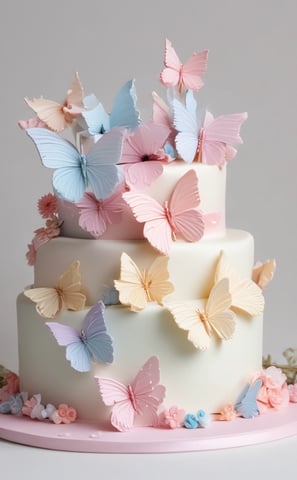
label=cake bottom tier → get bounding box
[17,295,263,423]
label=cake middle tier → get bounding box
[34,229,254,304]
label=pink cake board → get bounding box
[1,403,297,453]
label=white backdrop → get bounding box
[1,0,296,374]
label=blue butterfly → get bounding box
[46,301,114,372]
[234,379,262,419]
[26,127,125,202]
[82,79,140,136]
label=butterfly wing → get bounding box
[172,96,200,163]
[57,260,86,312]
[130,356,166,427]
[252,259,276,290]
[110,79,140,131]
[165,300,211,350]
[45,321,91,372]
[234,379,262,418]
[169,169,205,242]
[82,99,109,136]
[123,191,172,255]
[24,287,62,318]
[26,127,86,202]
[202,112,248,165]
[95,376,134,431]
[114,252,149,311]
[24,98,66,132]
[82,301,114,364]
[86,128,124,200]
[65,72,84,112]
[215,251,264,316]
[181,49,208,91]
[145,256,174,305]
[160,38,182,87]
[206,278,235,340]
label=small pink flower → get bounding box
[52,404,77,424]
[38,193,58,219]
[26,242,36,266]
[0,372,20,402]
[34,217,61,243]
[255,367,290,412]
[288,384,297,403]
[22,395,39,417]
[158,406,185,429]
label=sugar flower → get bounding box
[51,404,77,424]
[184,413,199,429]
[215,403,237,421]
[254,366,290,413]
[22,394,45,420]
[158,406,186,429]
[288,384,297,403]
[34,216,61,245]
[0,393,25,415]
[26,241,36,266]
[0,371,20,402]
[37,193,58,218]
[196,409,211,428]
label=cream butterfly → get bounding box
[252,259,276,290]
[215,251,264,316]
[24,260,86,318]
[114,252,174,312]
[165,278,235,350]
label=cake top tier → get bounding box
[19,39,247,260]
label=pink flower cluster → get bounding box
[22,395,77,424]
[0,372,20,402]
[254,366,290,413]
[158,406,186,429]
[26,193,61,266]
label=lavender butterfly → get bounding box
[46,301,114,372]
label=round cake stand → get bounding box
[1,403,297,453]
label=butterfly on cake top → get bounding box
[20,38,247,256]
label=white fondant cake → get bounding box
[8,39,278,432]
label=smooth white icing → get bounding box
[17,295,263,421]
[34,229,254,305]
[58,161,226,239]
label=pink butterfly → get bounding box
[152,91,176,148]
[160,39,208,93]
[123,169,205,255]
[197,111,248,166]
[95,356,166,432]
[18,117,47,130]
[120,122,170,190]
[75,184,126,238]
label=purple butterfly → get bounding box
[46,301,114,372]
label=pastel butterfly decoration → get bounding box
[165,278,235,350]
[160,38,208,93]
[26,127,125,202]
[24,260,86,318]
[76,184,126,238]
[18,117,47,130]
[101,285,120,306]
[82,79,140,136]
[46,301,114,372]
[114,252,174,312]
[95,355,166,431]
[215,251,265,316]
[25,72,84,132]
[152,91,176,149]
[234,379,262,418]
[252,259,276,290]
[120,122,171,189]
[173,93,247,166]
[123,169,205,255]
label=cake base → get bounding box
[1,404,297,453]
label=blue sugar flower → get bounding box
[184,413,199,429]
[197,409,211,428]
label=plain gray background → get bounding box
[0,0,297,475]
[0,0,296,385]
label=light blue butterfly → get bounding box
[234,379,262,418]
[46,301,114,373]
[26,127,125,202]
[172,90,204,163]
[82,79,140,136]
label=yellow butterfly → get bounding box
[252,259,276,290]
[215,251,264,316]
[165,278,235,350]
[114,252,174,312]
[24,260,87,318]
[25,72,84,132]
